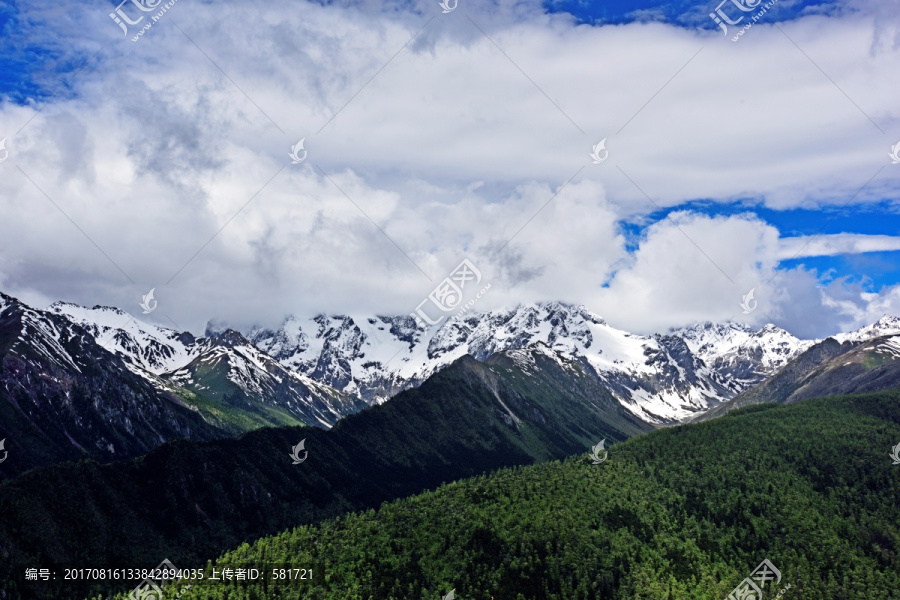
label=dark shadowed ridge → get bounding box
[695,333,900,421]
[0,344,650,600]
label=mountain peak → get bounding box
[757,323,788,334]
[207,328,249,348]
[833,314,900,343]
[874,314,900,328]
[49,300,128,316]
[0,291,16,310]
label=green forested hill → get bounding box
[1,346,649,599]
[109,390,900,600]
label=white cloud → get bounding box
[778,233,900,260]
[590,212,781,333]
[0,0,898,337]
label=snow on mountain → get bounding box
[248,303,812,423]
[873,334,900,358]
[831,315,900,344]
[49,302,199,375]
[247,313,423,401]
[47,301,361,428]
[0,293,228,476]
[670,322,815,391]
[45,295,900,426]
[167,329,364,428]
[3,293,85,374]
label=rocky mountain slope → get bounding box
[696,316,900,420]
[0,293,227,479]
[0,293,366,479]
[50,301,363,430]
[248,303,815,423]
[0,344,652,599]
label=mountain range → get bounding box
[3,289,900,598]
[246,305,816,423]
[52,301,365,429]
[3,290,900,478]
[697,315,900,420]
[239,306,900,424]
[55,299,900,425]
[53,299,822,424]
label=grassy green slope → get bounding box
[158,344,371,433]
[172,385,308,432]
[140,391,900,600]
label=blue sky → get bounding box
[620,200,900,291]
[558,0,899,305]
[0,0,898,338]
[545,0,838,27]
[0,0,844,102]
[0,1,65,105]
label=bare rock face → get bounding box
[248,302,818,424]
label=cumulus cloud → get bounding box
[589,212,777,332]
[0,0,898,337]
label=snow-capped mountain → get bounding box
[672,322,814,391]
[166,328,365,428]
[50,301,200,375]
[40,296,900,425]
[49,301,363,429]
[831,315,900,343]
[699,325,900,421]
[248,303,816,423]
[0,292,226,478]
